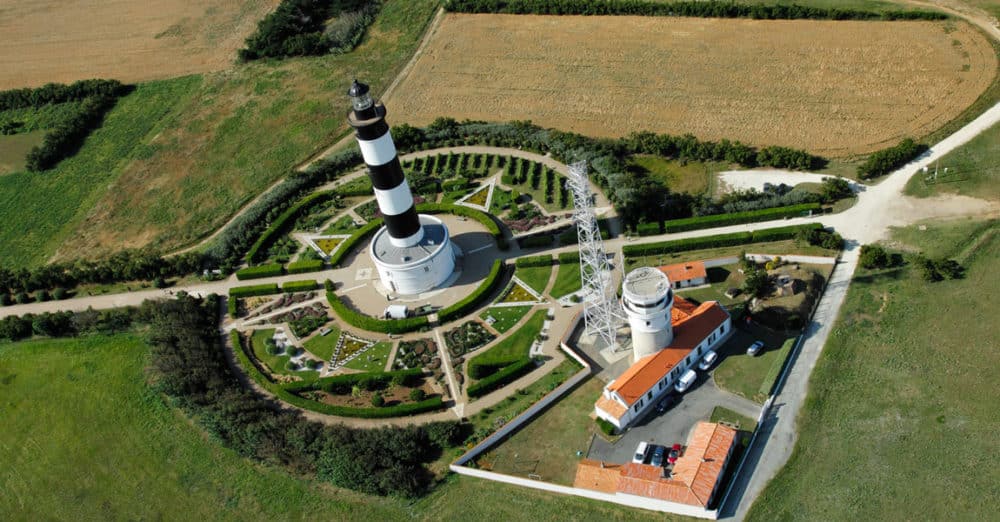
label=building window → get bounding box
[634,403,640,412]
[647,391,653,401]
[697,345,703,355]
[721,324,726,334]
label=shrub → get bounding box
[282,279,319,293]
[25,95,124,171]
[227,297,239,318]
[558,252,581,264]
[596,418,616,436]
[235,264,284,280]
[515,255,554,268]
[286,259,325,274]
[0,293,10,306]
[287,369,424,393]
[467,357,536,398]
[35,290,51,302]
[305,359,322,370]
[858,138,928,179]
[14,292,29,304]
[859,244,890,269]
[437,260,504,323]
[284,360,299,371]
[371,392,385,407]
[409,388,426,402]
[240,0,380,60]
[229,284,281,298]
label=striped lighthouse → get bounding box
[346,80,456,296]
[347,79,423,248]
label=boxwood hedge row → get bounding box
[284,368,424,393]
[515,254,554,268]
[467,357,537,398]
[282,279,318,293]
[656,203,821,234]
[229,283,281,298]
[246,190,336,264]
[415,202,503,238]
[329,218,383,267]
[326,291,430,334]
[624,223,824,257]
[437,259,505,323]
[286,259,325,274]
[235,263,284,280]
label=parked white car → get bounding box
[633,441,650,464]
[674,369,698,393]
[698,351,718,371]
[747,340,765,356]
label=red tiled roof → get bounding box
[575,422,737,508]
[573,459,623,493]
[659,261,707,283]
[606,299,729,406]
[595,395,628,422]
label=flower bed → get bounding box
[500,281,537,303]
[444,321,496,358]
[315,237,344,255]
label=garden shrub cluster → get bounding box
[467,357,537,398]
[596,417,616,436]
[624,223,824,258]
[656,203,821,234]
[437,260,505,323]
[235,263,284,280]
[444,0,946,20]
[857,138,928,179]
[246,191,336,263]
[239,0,379,61]
[151,295,457,497]
[326,290,429,333]
[229,284,281,298]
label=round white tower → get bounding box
[622,267,674,362]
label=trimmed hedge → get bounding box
[518,234,554,248]
[467,357,537,398]
[515,254,554,268]
[329,218,383,267]
[285,368,424,393]
[230,283,281,298]
[658,203,821,234]
[282,279,319,293]
[438,260,504,323]
[558,252,581,264]
[246,191,336,263]
[624,223,824,258]
[235,263,284,280]
[286,259,326,274]
[227,297,239,318]
[326,291,430,334]
[416,202,503,238]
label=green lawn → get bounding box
[905,119,1000,202]
[344,341,393,372]
[516,264,552,295]
[469,310,547,373]
[675,264,745,307]
[625,239,839,270]
[45,0,441,263]
[710,406,758,435]
[302,326,342,361]
[484,377,604,485]
[0,130,45,175]
[480,305,533,334]
[627,155,720,196]
[0,77,201,267]
[748,218,1000,521]
[550,262,582,298]
[250,328,317,379]
[712,327,797,404]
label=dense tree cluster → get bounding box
[857,138,928,179]
[0,79,128,112]
[147,294,460,496]
[444,0,947,20]
[0,304,153,342]
[239,0,379,60]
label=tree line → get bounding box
[444,0,947,20]
[239,0,380,61]
[857,138,927,179]
[0,79,128,112]
[146,294,462,497]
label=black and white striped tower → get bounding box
[346,80,456,296]
[347,79,423,248]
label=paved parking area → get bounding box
[587,375,761,464]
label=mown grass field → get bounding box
[0,0,279,89]
[905,119,1000,201]
[627,155,719,195]
[0,77,201,267]
[469,310,547,373]
[748,218,1000,520]
[550,262,582,298]
[0,334,667,520]
[0,130,44,175]
[41,0,439,263]
[515,264,553,295]
[386,14,995,156]
[713,330,797,404]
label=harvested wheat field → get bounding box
[0,0,280,89]
[385,14,997,156]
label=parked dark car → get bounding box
[656,394,678,413]
[650,445,666,467]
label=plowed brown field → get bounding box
[0,0,280,89]
[385,14,997,156]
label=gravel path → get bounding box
[716,169,865,194]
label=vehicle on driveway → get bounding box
[698,350,718,370]
[667,443,682,464]
[656,393,678,413]
[650,445,666,467]
[747,340,765,356]
[633,441,650,464]
[674,369,697,393]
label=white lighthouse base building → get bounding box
[370,214,455,295]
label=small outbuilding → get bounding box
[659,261,708,289]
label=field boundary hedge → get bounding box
[624,223,824,257]
[444,0,947,21]
[652,203,822,234]
[857,138,928,179]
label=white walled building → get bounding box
[622,267,674,362]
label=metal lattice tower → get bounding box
[567,161,622,351]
